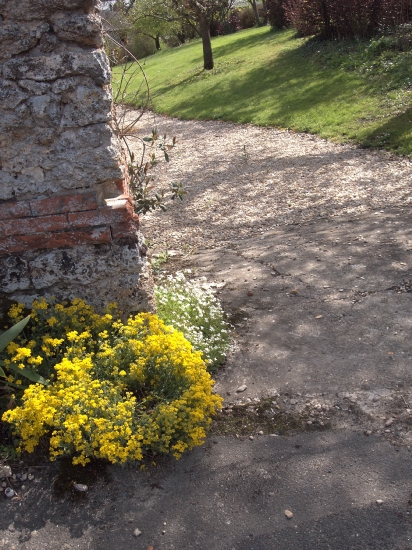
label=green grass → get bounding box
[114,26,412,156]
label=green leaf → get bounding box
[8,363,49,385]
[143,137,153,142]
[0,367,5,378]
[0,315,30,353]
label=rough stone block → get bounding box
[1,0,97,21]
[17,79,51,95]
[0,255,31,292]
[28,93,61,127]
[3,51,111,86]
[24,242,148,315]
[60,85,111,127]
[0,79,29,109]
[52,13,103,47]
[0,22,49,61]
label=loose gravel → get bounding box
[131,113,412,254]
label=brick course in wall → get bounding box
[0,190,139,254]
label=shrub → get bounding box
[239,7,257,29]
[211,9,242,36]
[284,0,412,39]
[1,299,222,465]
[267,0,289,29]
[155,272,231,372]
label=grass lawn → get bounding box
[114,27,412,156]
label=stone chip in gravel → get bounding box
[0,466,12,478]
[73,483,88,492]
[285,510,294,519]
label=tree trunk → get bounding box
[155,34,161,50]
[199,14,213,70]
[250,0,262,26]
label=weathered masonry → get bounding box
[0,0,150,315]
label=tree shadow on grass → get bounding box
[360,107,412,157]
[151,39,375,130]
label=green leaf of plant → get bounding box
[8,363,48,385]
[0,367,5,378]
[0,315,30,353]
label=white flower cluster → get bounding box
[155,271,231,371]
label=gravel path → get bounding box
[133,113,412,254]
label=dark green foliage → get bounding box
[285,0,412,39]
[267,0,288,29]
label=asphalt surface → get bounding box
[1,206,412,549]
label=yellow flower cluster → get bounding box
[2,299,222,465]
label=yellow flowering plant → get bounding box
[0,314,49,412]
[1,299,222,465]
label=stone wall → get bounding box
[0,0,151,316]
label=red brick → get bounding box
[114,177,129,195]
[30,192,98,216]
[68,203,133,229]
[0,228,112,255]
[0,214,68,236]
[0,201,31,221]
[110,220,139,241]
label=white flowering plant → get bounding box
[155,272,231,372]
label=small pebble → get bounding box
[290,399,297,405]
[4,488,14,498]
[365,430,372,436]
[236,385,247,393]
[1,466,12,478]
[21,474,27,481]
[376,500,383,505]
[162,530,166,535]
[291,289,298,295]
[73,483,88,492]
[285,510,293,519]
[258,430,264,435]
[249,435,254,441]
[133,528,142,537]
[385,418,394,427]
[27,474,34,481]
